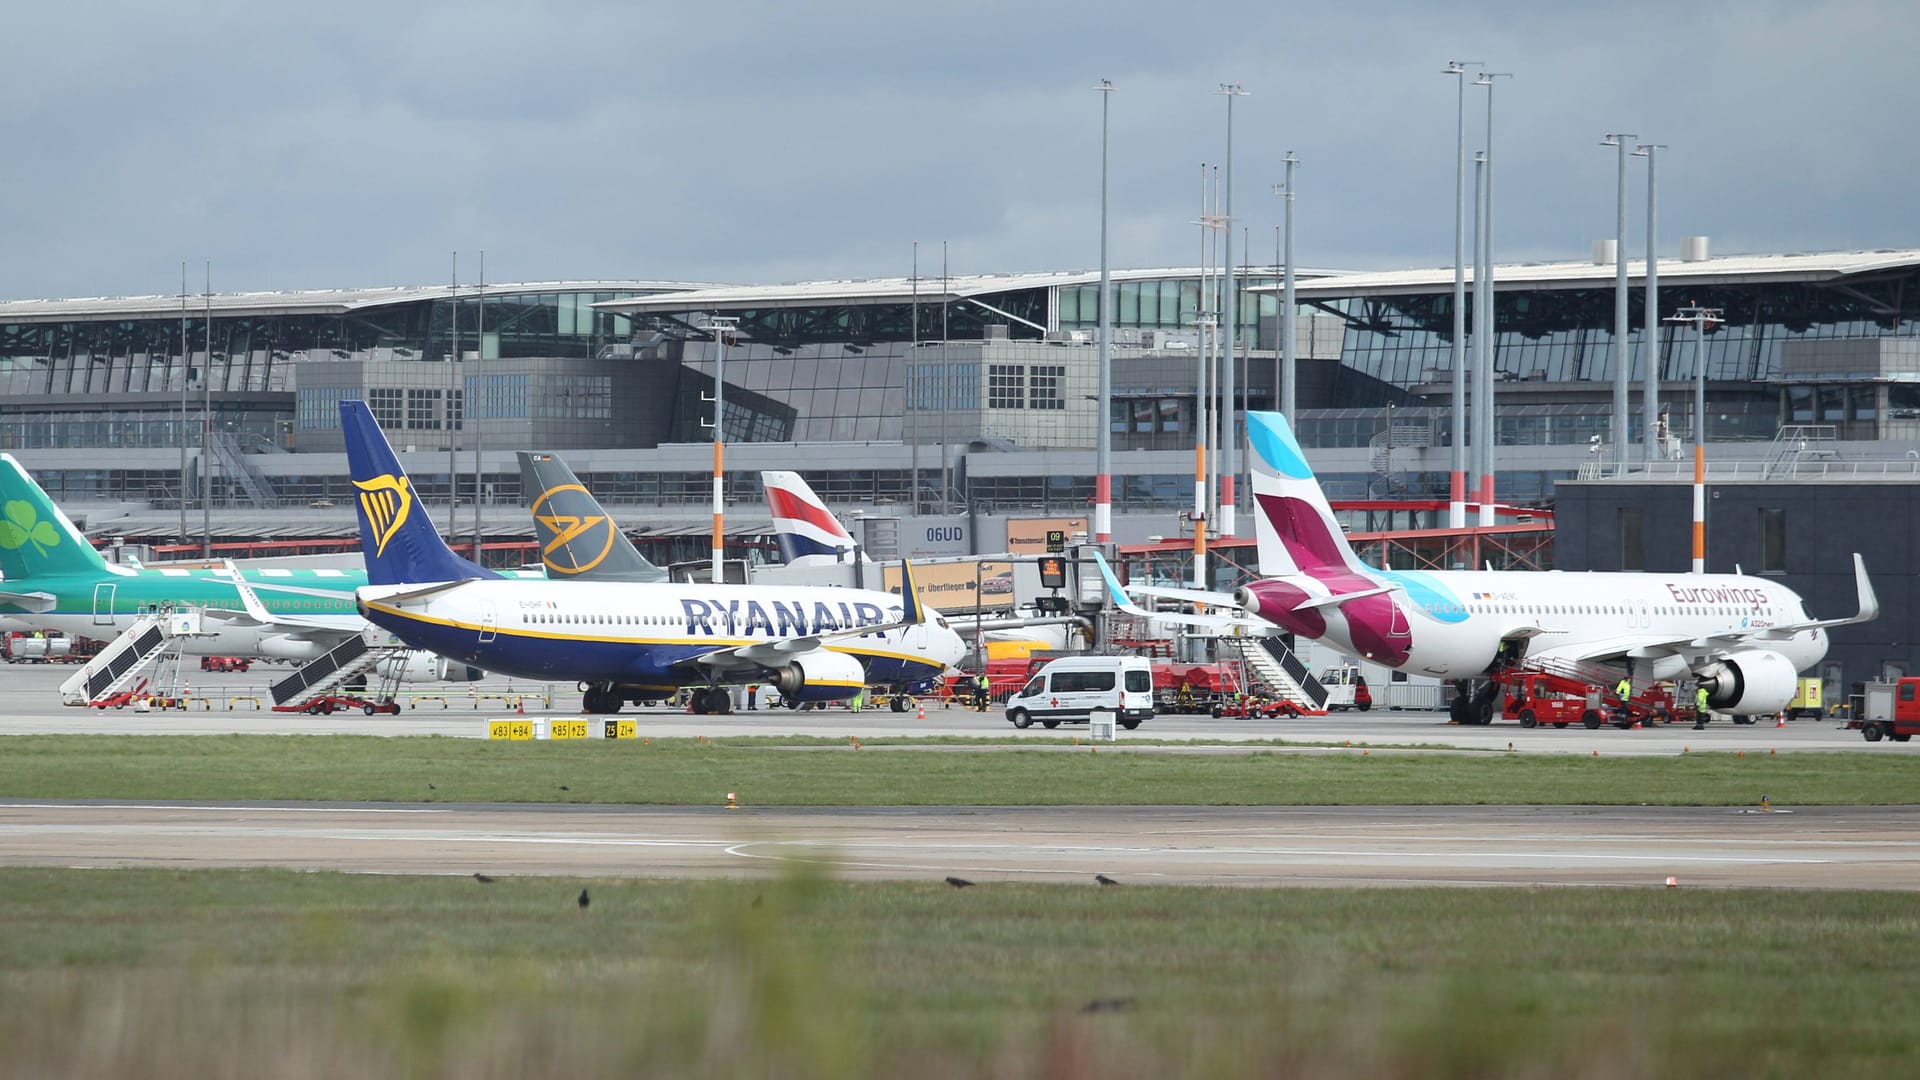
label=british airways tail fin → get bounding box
[339,400,498,586]
[1246,411,1371,580]
[762,470,868,564]
[518,452,667,582]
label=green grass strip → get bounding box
[0,867,1916,1078]
[0,734,1913,805]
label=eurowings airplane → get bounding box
[0,453,494,681]
[343,402,966,714]
[1218,411,1876,721]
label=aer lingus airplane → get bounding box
[343,401,966,714]
[1208,411,1877,722]
[0,452,507,679]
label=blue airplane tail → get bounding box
[339,400,498,585]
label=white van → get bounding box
[1005,656,1154,730]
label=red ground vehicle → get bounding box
[1209,697,1304,718]
[200,655,252,673]
[273,694,402,716]
[1495,667,1691,729]
[1848,679,1920,743]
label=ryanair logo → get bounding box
[353,474,412,558]
[531,483,615,574]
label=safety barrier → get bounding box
[191,696,213,711]
[408,695,450,710]
[225,696,261,711]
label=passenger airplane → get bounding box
[342,401,966,714]
[1191,412,1877,722]
[0,453,494,681]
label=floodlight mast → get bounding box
[1473,70,1510,527]
[1443,60,1479,529]
[1666,302,1721,574]
[1601,133,1638,471]
[1633,143,1667,463]
[1094,78,1116,545]
[1215,81,1247,537]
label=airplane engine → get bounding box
[376,651,486,684]
[1696,650,1799,714]
[771,649,865,702]
[256,635,331,662]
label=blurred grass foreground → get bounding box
[2,867,1916,1078]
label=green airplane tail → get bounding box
[0,454,110,581]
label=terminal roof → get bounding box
[0,281,719,323]
[1255,249,1920,299]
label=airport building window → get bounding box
[1619,506,1644,571]
[988,365,1025,409]
[405,389,442,430]
[1760,508,1786,573]
[1028,365,1065,410]
[368,388,404,429]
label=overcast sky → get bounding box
[2,0,1914,301]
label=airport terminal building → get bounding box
[4,245,1920,695]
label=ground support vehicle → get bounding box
[1784,677,1823,721]
[1153,662,1246,715]
[200,655,252,673]
[273,694,403,716]
[1319,665,1372,712]
[1847,680,1920,743]
[1005,656,1153,730]
[1491,666,1690,729]
[1209,696,1309,719]
[3,632,71,663]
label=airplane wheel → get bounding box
[787,696,803,710]
[707,687,732,715]
[1518,709,1537,729]
[891,696,907,713]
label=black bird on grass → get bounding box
[559,785,569,791]
[473,873,495,884]
[1081,997,1136,1014]
[1095,874,1119,886]
[578,888,590,910]
[945,876,974,888]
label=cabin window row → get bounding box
[1441,603,1774,617]
[519,612,728,628]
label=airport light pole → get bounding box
[178,262,189,546]
[1601,133,1637,470]
[1216,81,1247,537]
[1275,151,1298,423]
[202,263,212,559]
[1473,71,1510,526]
[1443,60,1478,530]
[707,316,738,584]
[1667,302,1721,574]
[1633,143,1666,463]
[447,252,459,534]
[1095,78,1115,545]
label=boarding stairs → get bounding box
[1218,635,1327,712]
[59,611,207,706]
[210,431,278,508]
[267,628,412,706]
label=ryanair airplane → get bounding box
[342,401,965,714]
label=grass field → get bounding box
[1,867,1915,1078]
[0,734,1914,806]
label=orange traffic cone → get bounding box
[1665,876,1678,888]
[726,791,738,810]
[1776,712,1787,728]
[516,697,525,715]
[916,703,926,721]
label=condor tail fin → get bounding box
[339,400,498,586]
[519,452,666,582]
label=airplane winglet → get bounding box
[1847,553,1879,625]
[220,560,276,624]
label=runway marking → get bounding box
[0,803,451,815]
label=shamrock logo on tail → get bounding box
[0,500,61,559]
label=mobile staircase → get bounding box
[59,610,211,706]
[1218,635,1327,714]
[267,628,412,709]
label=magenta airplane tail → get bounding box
[762,470,868,564]
[1246,411,1373,580]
